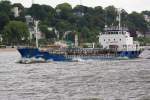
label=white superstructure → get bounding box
[99,8,140,51]
[99,27,139,51]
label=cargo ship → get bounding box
[18,26,143,63]
[17,10,143,63]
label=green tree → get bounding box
[39,24,56,39]
[12,3,26,22]
[127,12,148,35]
[73,5,88,16]
[142,11,150,16]
[55,3,72,20]
[120,9,128,26]
[28,4,47,20]
[41,5,55,25]
[0,1,12,15]
[55,20,73,38]
[2,21,29,44]
[93,6,105,28]
[105,6,117,26]
[142,11,150,27]
[0,12,9,31]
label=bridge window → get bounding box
[119,32,122,34]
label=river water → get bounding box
[0,50,150,100]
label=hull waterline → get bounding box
[17,48,142,63]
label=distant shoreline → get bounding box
[0,48,17,52]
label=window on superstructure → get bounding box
[120,39,121,41]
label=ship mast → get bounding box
[35,21,39,48]
[32,0,39,48]
[117,8,122,30]
[32,0,34,5]
[80,0,82,5]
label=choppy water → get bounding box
[0,50,150,100]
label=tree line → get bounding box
[0,1,150,45]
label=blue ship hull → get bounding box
[17,48,68,61]
[17,48,142,63]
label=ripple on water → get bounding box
[0,51,150,100]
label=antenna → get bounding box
[32,0,34,4]
[79,0,82,5]
[35,20,39,48]
[117,8,122,30]
[105,9,108,28]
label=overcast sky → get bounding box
[10,0,150,13]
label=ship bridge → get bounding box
[104,26,128,31]
[99,26,139,51]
